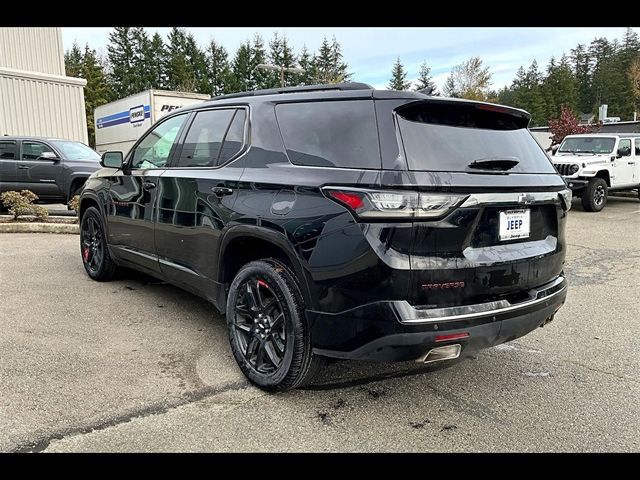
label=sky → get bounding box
[62,27,639,91]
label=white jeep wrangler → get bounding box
[552,133,640,212]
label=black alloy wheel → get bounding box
[81,216,103,274]
[226,259,323,391]
[80,206,117,281]
[233,277,287,374]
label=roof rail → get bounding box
[210,82,373,101]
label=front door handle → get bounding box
[628,161,635,165]
[142,181,156,191]
[211,186,233,196]
[18,165,30,170]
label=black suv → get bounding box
[0,136,101,203]
[79,83,570,391]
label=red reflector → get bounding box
[435,332,470,343]
[328,191,364,210]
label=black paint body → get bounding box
[80,88,568,361]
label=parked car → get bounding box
[551,133,640,212]
[78,83,570,391]
[0,136,101,204]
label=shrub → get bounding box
[68,195,80,216]
[0,190,49,221]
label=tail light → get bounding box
[323,187,467,220]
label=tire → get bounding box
[80,206,117,281]
[581,178,608,212]
[226,258,323,391]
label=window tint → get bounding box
[618,139,631,156]
[636,139,640,156]
[131,114,187,169]
[0,142,16,159]
[276,100,381,169]
[397,112,556,174]
[50,141,100,161]
[177,109,235,168]
[218,109,246,165]
[22,142,55,160]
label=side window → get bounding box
[177,109,235,168]
[21,142,54,160]
[218,109,246,165]
[275,100,381,169]
[618,139,631,157]
[635,139,640,156]
[131,114,187,169]
[0,141,16,159]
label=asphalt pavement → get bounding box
[0,196,638,452]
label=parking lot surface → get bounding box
[1,197,639,452]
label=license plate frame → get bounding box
[499,209,531,241]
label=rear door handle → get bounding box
[628,162,635,165]
[211,186,233,196]
[142,181,156,191]
[18,165,30,170]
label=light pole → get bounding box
[255,63,305,87]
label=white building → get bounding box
[0,27,88,143]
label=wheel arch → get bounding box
[594,170,611,187]
[218,226,314,309]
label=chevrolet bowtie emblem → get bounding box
[518,194,534,205]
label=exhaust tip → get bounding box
[419,344,462,364]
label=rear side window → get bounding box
[276,100,381,169]
[0,141,16,159]
[178,109,236,168]
[217,109,246,165]
[397,102,557,174]
[636,139,640,156]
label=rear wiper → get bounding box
[467,158,520,171]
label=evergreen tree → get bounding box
[414,61,437,94]
[313,36,350,84]
[229,41,252,93]
[145,32,167,89]
[165,27,195,91]
[329,36,350,83]
[64,42,83,78]
[267,33,297,87]
[542,55,578,121]
[297,45,316,86]
[249,34,269,90]
[206,39,230,97]
[184,33,209,94]
[106,27,137,97]
[76,45,112,147]
[388,58,411,91]
[570,43,593,113]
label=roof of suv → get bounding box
[1,136,69,142]
[180,82,530,119]
[565,133,640,138]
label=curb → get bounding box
[0,222,79,234]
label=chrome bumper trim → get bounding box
[398,276,567,325]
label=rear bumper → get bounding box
[309,276,567,362]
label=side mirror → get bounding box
[101,151,123,169]
[39,151,60,162]
[551,145,560,155]
[617,147,630,158]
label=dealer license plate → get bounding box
[499,209,530,241]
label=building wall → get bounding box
[0,28,88,143]
[0,68,88,143]
[0,28,65,76]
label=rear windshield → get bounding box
[276,100,381,169]
[397,102,556,174]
